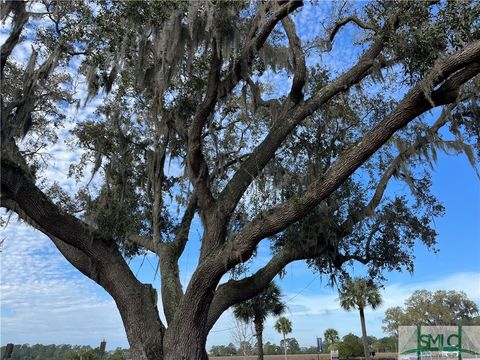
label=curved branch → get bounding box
[282,15,307,104]
[1,197,94,279]
[187,41,221,211]
[217,0,304,99]
[158,194,196,324]
[328,16,376,45]
[206,240,329,330]
[1,157,103,254]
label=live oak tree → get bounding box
[1,1,479,360]
[383,290,480,337]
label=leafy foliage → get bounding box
[382,290,480,336]
[0,344,129,360]
[233,282,285,324]
[1,0,479,356]
[339,277,382,312]
[324,328,340,348]
[274,317,292,338]
[209,343,238,357]
[337,333,364,358]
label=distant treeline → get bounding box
[209,335,397,357]
[0,335,397,359]
[0,344,129,360]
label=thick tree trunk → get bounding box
[115,285,164,360]
[162,264,219,360]
[163,322,209,360]
[283,333,287,360]
[359,307,370,360]
[254,317,264,360]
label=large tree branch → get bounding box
[226,41,480,263]
[1,157,105,254]
[218,34,386,217]
[157,193,196,324]
[0,164,166,354]
[206,239,330,330]
[1,197,94,279]
[206,105,454,329]
[1,1,29,78]
[128,194,197,324]
[338,106,453,237]
[187,41,221,211]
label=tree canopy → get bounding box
[1,1,479,359]
[382,289,480,336]
[339,278,382,312]
[324,328,340,348]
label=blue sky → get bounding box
[1,1,479,353]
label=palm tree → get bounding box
[233,282,285,360]
[274,316,292,360]
[324,328,340,349]
[339,278,382,360]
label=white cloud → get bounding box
[254,271,480,347]
[0,220,127,350]
[285,272,480,318]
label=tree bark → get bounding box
[284,333,288,360]
[359,307,370,360]
[162,256,224,360]
[163,321,209,360]
[115,285,164,360]
[0,159,166,360]
[254,316,264,360]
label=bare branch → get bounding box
[328,16,376,46]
